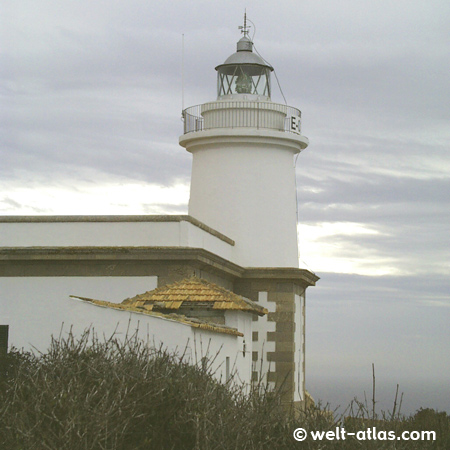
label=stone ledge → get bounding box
[0,246,319,287]
[242,267,319,287]
[0,247,244,278]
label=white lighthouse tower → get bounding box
[180,19,317,406]
[180,23,308,269]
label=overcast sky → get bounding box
[1,1,449,415]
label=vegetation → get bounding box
[0,331,448,449]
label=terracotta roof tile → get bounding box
[70,277,266,339]
[124,277,267,316]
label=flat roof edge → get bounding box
[0,214,235,246]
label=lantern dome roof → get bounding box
[215,36,273,72]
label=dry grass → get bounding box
[0,330,448,449]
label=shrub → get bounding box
[0,331,296,449]
[0,331,448,449]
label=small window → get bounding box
[0,325,9,356]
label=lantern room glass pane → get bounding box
[217,65,271,98]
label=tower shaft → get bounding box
[181,126,307,268]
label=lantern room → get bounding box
[215,35,273,100]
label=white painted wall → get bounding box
[181,127,308,268]
[190,325,249,384]
[294,292,305,402]
[0,219,233,262]
[0,276,157,352]
[224,310,253,385]
[0,276,253,386]
[0,221,180,247]
[180,220,233,260]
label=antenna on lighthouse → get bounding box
[238,10,251,37]
[181,33,185,114]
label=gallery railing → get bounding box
[182,101,302,135]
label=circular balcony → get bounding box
[182,101,302,135]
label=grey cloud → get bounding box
[298,175,450,210]
[2,0,449,414]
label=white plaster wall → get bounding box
[68,299,193,355]
[180,220,233,261]
[66,304,247,385]
[191,326,249,386]
[184,130,304,268]
[301,293,306,398]
[0,276,252,386]
[224,310,253,385]
[294,293,305,402]
[0,222,180,247]
[0,276,157,352]
[0,220,233,262]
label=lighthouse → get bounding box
[0,19,318,409]
[180,24,309,269]
[180,20,317,405]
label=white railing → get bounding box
[182,101,301,135]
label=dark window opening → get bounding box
[0,325,9,356]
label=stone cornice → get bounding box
[242,267,319,286]
[0,246,318,286]
[0,246,244,278]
